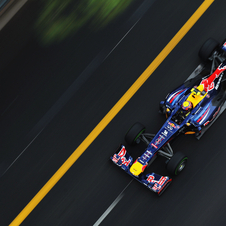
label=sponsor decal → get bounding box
[142,163,148,171]
[215,73,223,90]
[169,122,175,128]
[168,122,176,128]
[146,175,168,191]
[201,64,226,92]
[154,135,164,145]
[197,107,210,124]
[152,177,167,192]
[112,146,131,167]
[222,42,226,52]
[151,143,158,149]
[165,125,173,133]
[146,175,155,183]
[168,89,185,104]
[142,150,153,160]
[167,125,173,130]
[213,107,220,119]
[146,150,153,156]
[201,79,214,92]
[162,129,168,136]
[158,177,167,186]
[219,63,226,70]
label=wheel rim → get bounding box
[175,157,188,175]
[178,162,185,171]
[134,129,145,142]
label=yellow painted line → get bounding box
[10,0,214,225]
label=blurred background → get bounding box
[0,0,141,116]
[2,1,226,226]
[35,0,134,45]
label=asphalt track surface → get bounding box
[1,0,226,225]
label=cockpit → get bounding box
[172,101,193,125]
[171,85,207,125]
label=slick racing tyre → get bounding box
[125,122,145,145]
[199,38,219,62]
[167,152,188,175]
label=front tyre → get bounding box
[199,38,219,62]
[125,122,145,145]
[167,152,188,175]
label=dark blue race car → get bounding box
[111,38,226,196]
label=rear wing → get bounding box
[110,145,172,196]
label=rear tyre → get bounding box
[199,38,219,62]
[125,122,145,145]
[167,152,188,175]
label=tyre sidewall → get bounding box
[125,122,145,145]
[199,38,219,62]
[167,152,188,175]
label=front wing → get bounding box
[110,145,172,196]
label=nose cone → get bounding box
[130,161,144,176]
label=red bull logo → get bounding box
[168,122,176,128]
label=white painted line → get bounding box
[93,180,133,226]
[104,19,140,61]
[1,96,18,116]
[93,193,124,226]
[2,128,43,175]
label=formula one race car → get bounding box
[111,38,226,196]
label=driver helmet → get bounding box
[181,100,193,112]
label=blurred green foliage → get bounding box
[35,0,134,45]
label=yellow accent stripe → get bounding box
[10,0,215,225]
